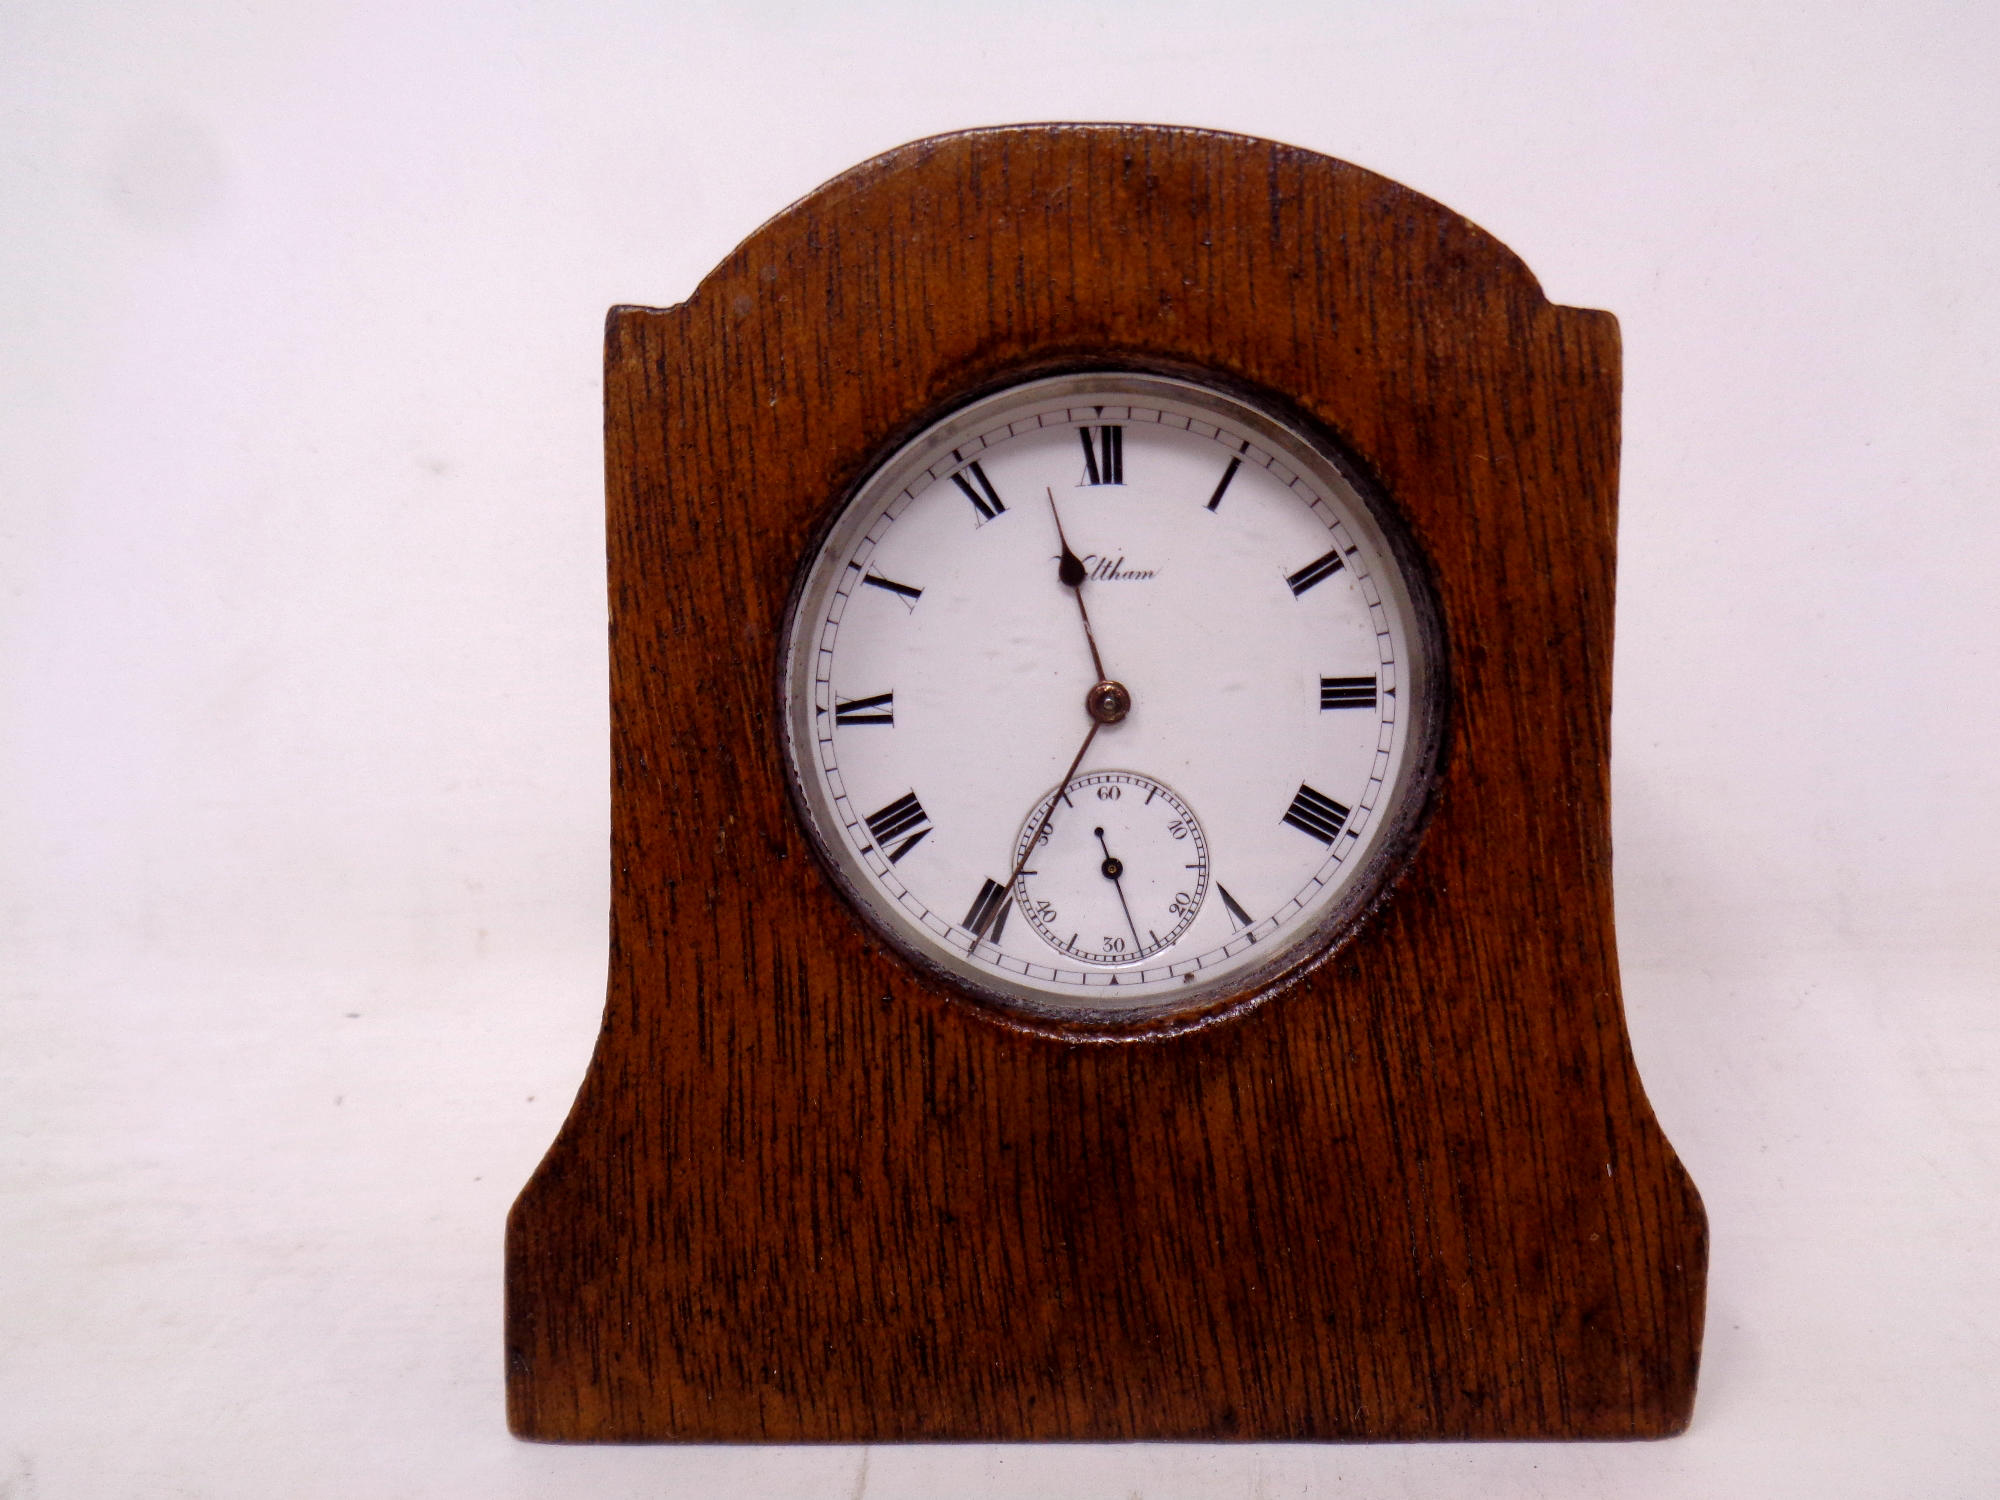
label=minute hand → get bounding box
[997,719,1100,904]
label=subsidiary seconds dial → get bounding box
[780,372,1440,1029]
[1013,771,1210,966]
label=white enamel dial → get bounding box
[781,372,1438,1027]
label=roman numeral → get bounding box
[950,459,1005,520]
[1078,425,1123,485]
[1319,675,1378,710]
[861,571,923,607]
[1286,548,1345,596]
[1217,884,1254,932]
[1282,783,1351,845]
[833,690,894,726]
[1206,441,1248,510]
[963,877,1011,941]
[863,791,932,863]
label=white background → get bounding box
[3,2,1995,1495]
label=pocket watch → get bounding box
[782,371,1440,1029]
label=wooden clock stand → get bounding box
[505,124,1707,1443]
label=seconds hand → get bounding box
[1095,825,1146,955]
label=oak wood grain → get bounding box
[505,123,1707,1442]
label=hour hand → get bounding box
[1048,487,1088,588]
[1056,532,1086,588]
[1047,488,1106,682]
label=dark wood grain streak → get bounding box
[506,124,1706,1442]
